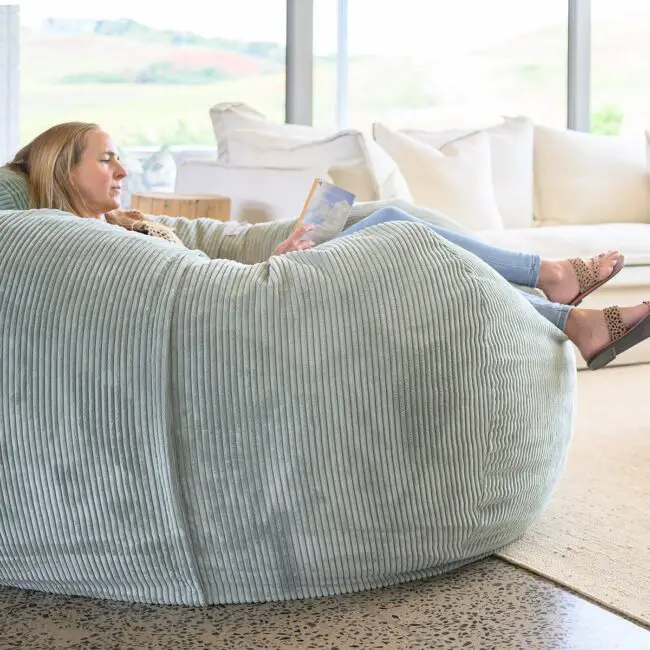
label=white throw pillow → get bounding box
[373,122,504,230]
[533,125,649,226]
[209,102,412,203]
[175,159,330,223]
[209,102,331,160]
[399,117,534,230]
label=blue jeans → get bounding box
[337,207,572,331]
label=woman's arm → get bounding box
[150,198,470,263]
[150,214,367,263]
[150,215,302,263]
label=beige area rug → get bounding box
[497,363,650,627]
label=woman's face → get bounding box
[69,130,127,218]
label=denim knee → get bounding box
[366,207,418,226]
[339,206,421,239]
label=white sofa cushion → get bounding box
[400,117,535,230]
[373,122,504,231]
[209,102,412,203]
[476,222,650,267]
[175,160,329,223]
[533,125,649,226]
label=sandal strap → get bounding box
[569,256,601,294]
[603,306,628,342]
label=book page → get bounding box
[297,179,356,245]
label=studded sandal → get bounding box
[568,253,625,307]
[586,302,650,370]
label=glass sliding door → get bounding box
[317,0,570,131]
[312,0,341,129]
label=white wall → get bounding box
[0,4,19,164]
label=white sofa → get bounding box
[176,102,650,370]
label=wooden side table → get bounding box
[131,192,231,221]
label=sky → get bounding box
[13,0,650,56]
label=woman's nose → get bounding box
[114,161,127,179]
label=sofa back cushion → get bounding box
[209,102,412,203]
[533,125,649,226]
[0,167,30,210]
[395,117,535,230]
[372,123,504,231]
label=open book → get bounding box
[295,178,356,245]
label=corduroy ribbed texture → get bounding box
[0,168,30,211]
[0,207,576,605]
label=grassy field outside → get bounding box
[20,76,288,146]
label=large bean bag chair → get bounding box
[0,173,576,605]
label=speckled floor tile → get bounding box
[0,557,648,649]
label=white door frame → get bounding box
[285,0,313,125]
[0,4,19,163]
[568,0,591,131]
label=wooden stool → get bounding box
[131,192,231,221]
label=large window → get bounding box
[312,0,340,129]
[14,1,649,150]
[18,1,286,147]
[314,0,569,131]
[591,0,650,135]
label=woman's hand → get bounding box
[272,224,316,256]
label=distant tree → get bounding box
[135,62,230,84]
[89,17,283,62]
[243,41,286,63]
[591,105,624,136]
[94,18,149,38]
[60,71,131,83]
[60,62,230,85]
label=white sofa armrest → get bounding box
[175,160,329,223]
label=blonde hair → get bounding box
[7,121,99,216]
[4,121,179,238]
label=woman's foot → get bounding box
[538,251,622,305]
[565,302,650,363]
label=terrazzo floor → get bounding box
[0,557,648,649]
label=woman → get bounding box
[6,122,185,245]
[5,121,649,370]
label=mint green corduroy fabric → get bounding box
[0,207,576,605]
[0,168,30,211]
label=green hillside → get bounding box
[19,20,289,144]
[20,25,280,84]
